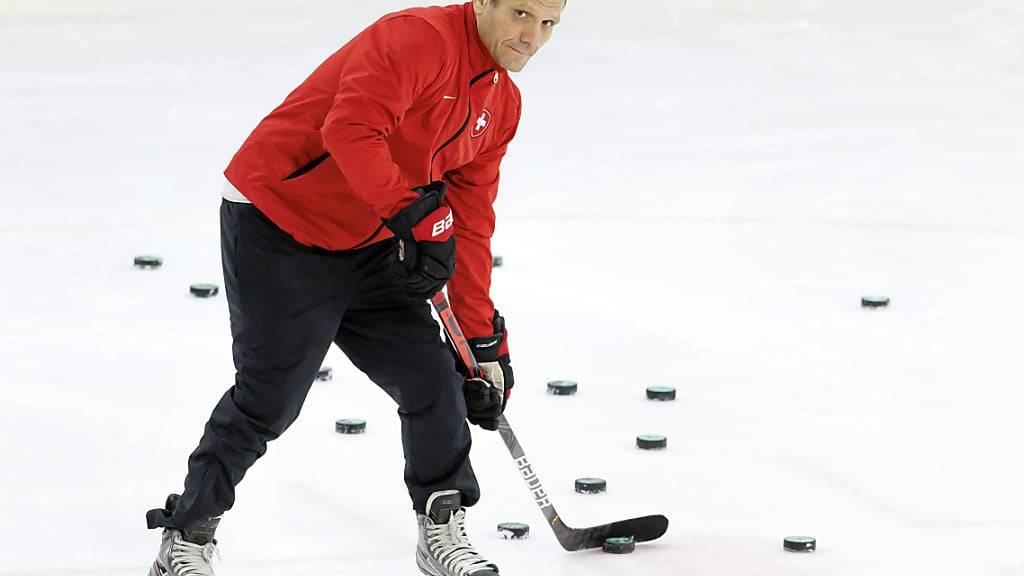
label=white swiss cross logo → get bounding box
[471,108,492,139]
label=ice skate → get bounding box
[148,494,221,576]
[416,490,499,576]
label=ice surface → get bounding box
[2,0,1023,574]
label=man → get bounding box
[145,1,564,575]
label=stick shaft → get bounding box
[429,293,568,539]
[429,293,668,551]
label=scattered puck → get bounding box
[575,477,607,494]
[602,536,635,554]
[646,386,676,401]
[190,284,219,298]
[316,366,333,382]
[783,536,816,552]
[134,255,163,269]
[861,295,890,308]
[492,256,503,267]
[637,434,668,450]
[334,418,366,434]
[497,522,529,540]
[547,380,578,396]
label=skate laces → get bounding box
[425,509,495,576]
[170,532,220,576]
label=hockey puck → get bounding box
[190,283,219,298]
[335,418,366,434]
[637,434,668,450]
[492,256,503,267]
[602,536,635,554]
[574,477,607,494]
[646,386,676,401]
[861,295,890,308]
[497,522,529,540]
[547,380,578,396]
[783,536,816,552]
[316,366,333,382]
[134,255,163,269]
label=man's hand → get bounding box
[383,181,455,298]
[456,311,513,431]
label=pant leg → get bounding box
[334,243,480,514]
[164,200,351,529]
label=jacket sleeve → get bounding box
[322,16,447,219]
[445,102,521,340]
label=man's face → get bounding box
[474,0,564,73]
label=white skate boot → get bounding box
[415,490,499,576]
[148,494,221,576]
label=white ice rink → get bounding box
[2,0,1023,574]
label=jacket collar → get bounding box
[462,2,504,75]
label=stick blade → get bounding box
[556,514,669,551]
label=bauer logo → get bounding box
[516,456,551,509]
[431,212,454,238]
[471,109,492,138]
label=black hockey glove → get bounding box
[383,181,456,299]
[455,311,514,431]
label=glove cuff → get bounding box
[466,309,511,361]
[467,333,504,363]
[383,181,448,240]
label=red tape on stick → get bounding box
[430,291,481,379]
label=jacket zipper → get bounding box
[352,68,497,251]
[283,151,331,181]
[429,68,495,182]
[279,150,381,250]
[353,68,494,251]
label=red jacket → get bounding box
[224,2,521,339]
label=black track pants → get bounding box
[153,200,478,530]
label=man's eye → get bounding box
[514,10,527,18]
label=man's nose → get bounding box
[519,25,543,49]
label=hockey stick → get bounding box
[430,292,669,551]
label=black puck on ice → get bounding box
[861,295,890,308]
[602,536,635,554]
[646,386,676,401]
[492,256,503,267]
[190,283,219,298]
[783,536,816,552]
[497,522,530,540]
[637,434,668,450]
[547,380,578,396]
[316,366,333,382]
[574,477,607,494]
[335,418,366,434]
[134,255,163,269]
